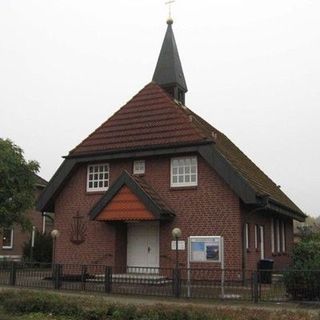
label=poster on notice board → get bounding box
[190,236,221,262]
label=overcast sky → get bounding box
[0,0,319,216]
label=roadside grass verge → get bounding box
[0,289,318,320]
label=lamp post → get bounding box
[51,229,60,266]
[172,227,181,297]
[172,227,182,270]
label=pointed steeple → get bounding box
[152,19,187,104]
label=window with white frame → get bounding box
[281,221,286,253]
[87,163,109,192]
[133,160,145,175]
[276,219,281,253]
[260,225,265,259]
[254,225,258,249]
[2,228,13,249]
[271,218,275,253]
[171,156,197,187]
[245,223,250,250]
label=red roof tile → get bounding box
[95,185,154,221]
[69,83,210,156]
[69,82,303,216]
[91,171,175,221]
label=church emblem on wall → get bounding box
[70,212,87,245]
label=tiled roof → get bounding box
[70,82,302,215]
[89,170,175,221]
[69,83,210,156]
[95,185,155,221]
[34,174,47,188]
[184,110,303,214]
[130,174,174,215]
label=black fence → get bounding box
[0,262,318,303]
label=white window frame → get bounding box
[259,225,265,259]
[245,223,249,250]
[254,225,258,249]
[133,160,145,175]
[42,215,46,234]
[281,221,286,253]
[170,156,198,187]
[271,218,275,253]
[87,163,110,192]
[2,228,13,249]
[276,219,281,253]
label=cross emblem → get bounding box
[165,0,176,20]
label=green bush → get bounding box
[284,236,320,300]
[22,231,53,263]
[0,290,316,320]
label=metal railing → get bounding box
[0,262,318,303]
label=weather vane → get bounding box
[165,0,175,21]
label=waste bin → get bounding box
[257,259,273,284]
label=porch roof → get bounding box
[89,170,175,221]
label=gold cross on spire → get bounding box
[165,0,175,21]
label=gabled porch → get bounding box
[89,170,175,270]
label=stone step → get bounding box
[89,273,171,285]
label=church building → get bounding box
[37,18,305,272]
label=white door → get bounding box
[127,221,159,269]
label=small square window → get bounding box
[133,160,145,175]
[2,228,13,249]
[87,163,109,192]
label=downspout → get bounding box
[242,195,270,274]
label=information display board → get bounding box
[189,236,222,262]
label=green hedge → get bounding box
[284,237,320,300]
[22,231,53,263]
[0,290,316,320]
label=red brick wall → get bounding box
[54,154,243,269]
[242,209,293,270]
[53,153,294,271]
[148,155,243,270]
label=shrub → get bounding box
[284,237,320,300]
[0,290,317,320]
[22,230,53,263]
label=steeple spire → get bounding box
[152,19,188,104]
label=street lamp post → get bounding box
[51,229,60,266]
[171,227,182,297]
[172,227,182,269]
[51,229,60,289]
